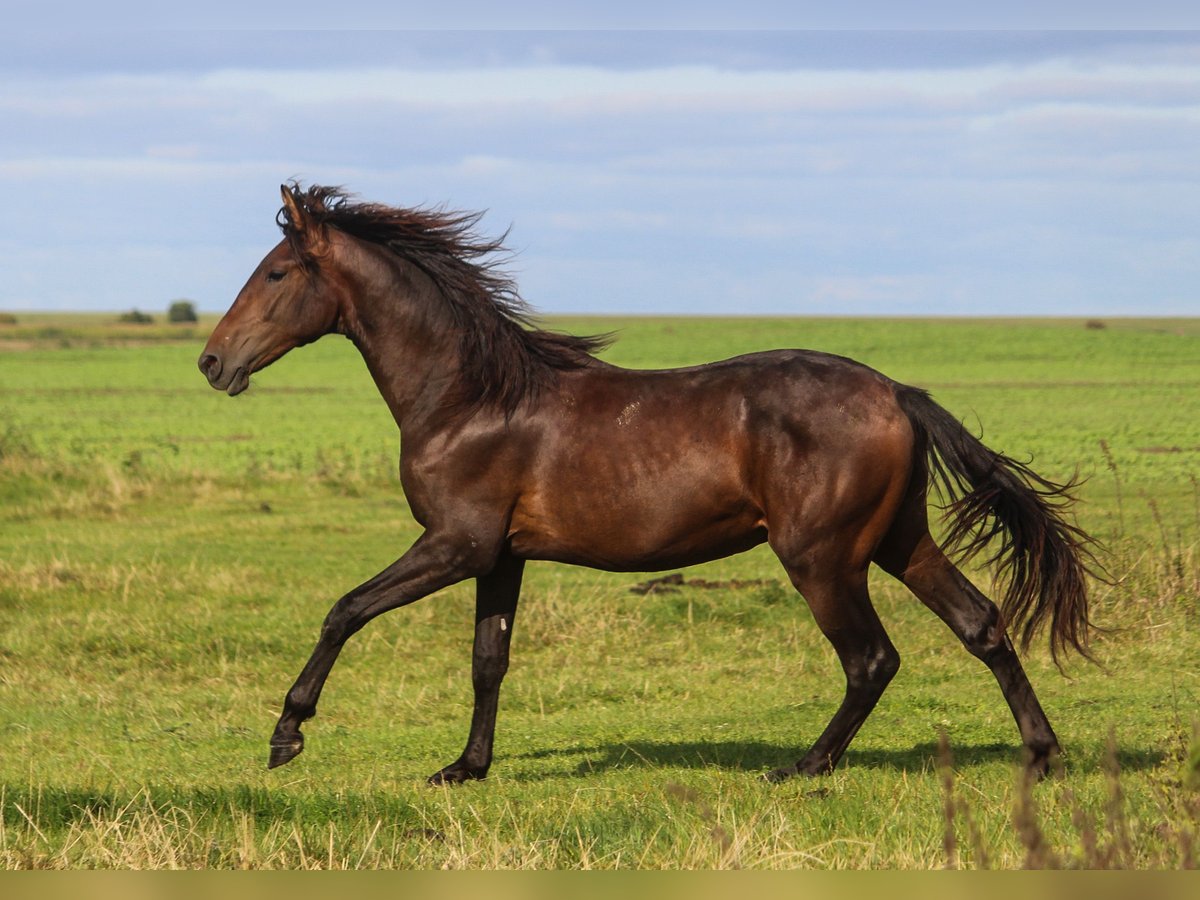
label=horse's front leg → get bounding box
[428,552,525,785]
[268,531,491,769]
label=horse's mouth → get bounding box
[225,366,250,396]
[205,362,250,396]
[201,344,291,396]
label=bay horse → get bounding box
[199,184,1095,784]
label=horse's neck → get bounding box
[342,283,461,433]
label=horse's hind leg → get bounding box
[766,558,900,781]
[876,527,1061,775]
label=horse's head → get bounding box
[199,185,345,395]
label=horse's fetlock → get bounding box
[285,688,317,721]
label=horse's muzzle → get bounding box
[199,352,250,396]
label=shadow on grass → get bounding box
[507,739,1167,780]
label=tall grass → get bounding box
[938,731,1199,870]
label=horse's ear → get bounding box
[280,184,308,232]
[279,184,329,258]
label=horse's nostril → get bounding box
[198,353,220,379]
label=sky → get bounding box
[3,27,1199,316]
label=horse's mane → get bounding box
[280,184,612,415]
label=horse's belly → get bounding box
[506,474,766,571]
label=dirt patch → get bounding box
[628,573,777,595]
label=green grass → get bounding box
[1,315,1198,868]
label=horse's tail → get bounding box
[895,385,1096,665]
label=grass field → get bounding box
[1,313,1198,868]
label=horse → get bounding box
[199,184,1095,784]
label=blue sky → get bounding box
[3,29,1199,316]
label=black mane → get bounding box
[280,184,612,415]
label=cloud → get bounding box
[6,29,1200,75]
[1,31,1198,314]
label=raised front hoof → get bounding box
[427,762,488,786]
[268,735,304,769]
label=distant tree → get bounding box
[0,313,17,325]
[167,299,198,323]
[118,309,154,324]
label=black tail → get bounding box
[896,386,1096,665]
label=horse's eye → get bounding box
[266,270,286,283]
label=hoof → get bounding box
[762,765,798,784]
[1024,746,1062,781]
[764,756,833,783]
[427,763,488,786]
[268,734,304,769]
